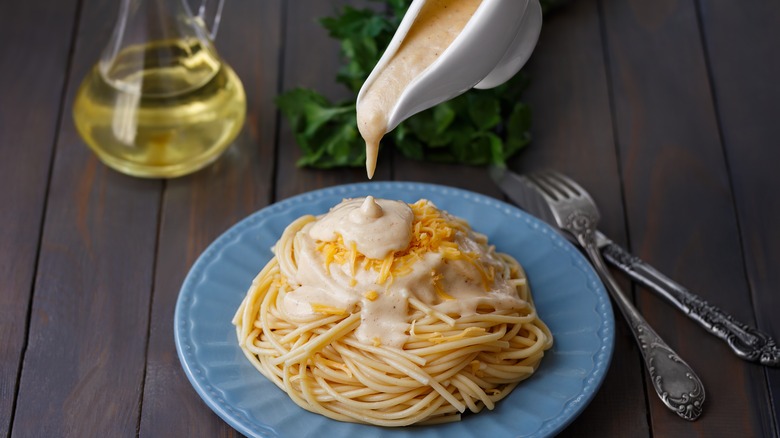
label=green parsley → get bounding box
[276,0,562,169]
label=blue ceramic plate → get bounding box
[175,182,614,438]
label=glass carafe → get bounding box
[73,0,246,178]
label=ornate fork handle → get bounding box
[602,243,780,367]
[569,215,705,420]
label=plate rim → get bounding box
[174,181,615,438]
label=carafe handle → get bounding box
[197,0,226,40]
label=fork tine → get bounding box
[548,172,603,211]
[526,173,562,201]
[546,171,586,197]
[538,171,581,199]
[530,171,576,200]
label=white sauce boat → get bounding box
[356,0,543,134]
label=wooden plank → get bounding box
[137,1,282,436]
[10,0,162,436]
[697,0,780,431]
[600,0,773,434]
[275,0,389,201]
[0,1,80,435]
[510,1,649,436]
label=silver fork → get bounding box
[526,171,705,421]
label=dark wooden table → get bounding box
[2,0,779,436]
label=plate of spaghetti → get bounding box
[175,182,614,438]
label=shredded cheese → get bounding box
[364,290,379,301]
[310,303,348,315]
[316,200,494,289]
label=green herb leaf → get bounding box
[467,92,501,131]
[321,7,395,93]
[505,102,532,157]
[276,0,564,169]
[276,89,365,168]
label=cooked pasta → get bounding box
[233,197,552,426]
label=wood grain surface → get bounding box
[2,0,778,436]
[10,0,161,435]
[697,0,780,426]
[137,0,282,435]
[0,1,80,436]
[601,0,773,435]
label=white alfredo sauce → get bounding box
[358,0,484,178]
[280,197,528,349]
[309,196,414,260]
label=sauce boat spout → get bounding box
[357,0,542,134]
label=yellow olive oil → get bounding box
[73,39,246,178]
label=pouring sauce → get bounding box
[357,0,483,178]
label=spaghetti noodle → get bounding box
[233,197,552,426]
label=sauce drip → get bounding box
[357,0,483,178]
[309,196,414,260]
